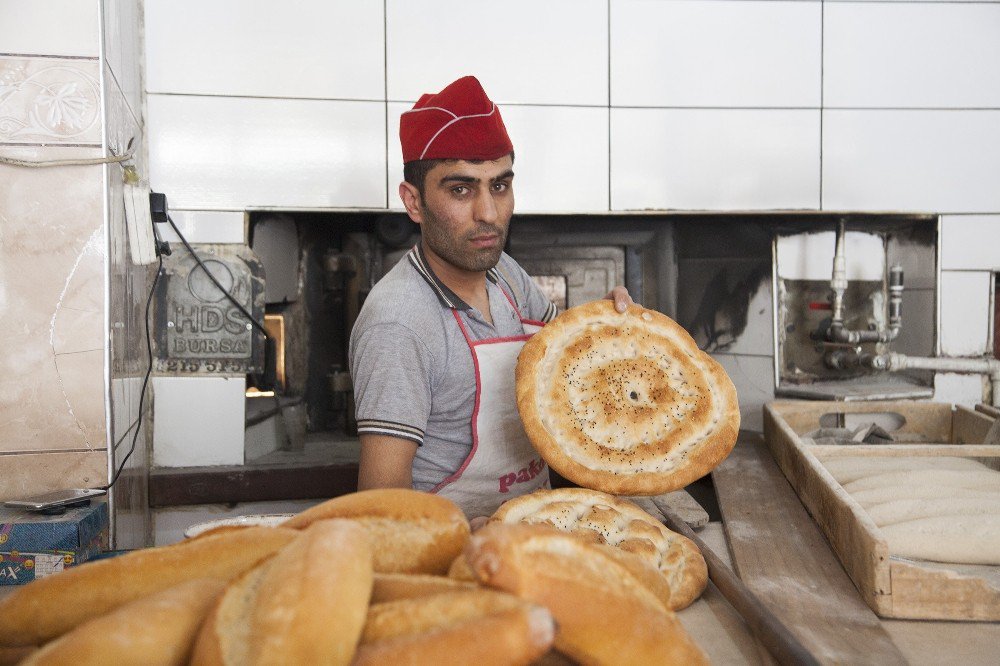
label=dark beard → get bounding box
[420,208,508,272]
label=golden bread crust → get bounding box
[465,523,708,665]
[0,526,299,647]
[283,489,470,574]
[191,520,373,666]
[355,590,554,666]
[491,488,707,609]
[516,300,739,494]
[370,573,477,603]
[19,579,225,666]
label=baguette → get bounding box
[0,526,299,647]
[191,520,373,666]
[447,553,477,582]
[353,589,554,666]
[284,489,470,574]
[465,523,708,665]
[371,572,477,603]
[19,579,225,666]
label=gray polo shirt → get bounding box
[349,245,557,491]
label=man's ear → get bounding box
[399,181,424,224]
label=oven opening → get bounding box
[241,212,670,464]
[240,212,937,467]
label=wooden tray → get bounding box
[764,400,1000,621]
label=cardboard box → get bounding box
[0,500,109,585]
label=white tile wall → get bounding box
[933,372,986,409]
[147,94,386,210]
[152,376,246,467]
[0,0,100,57]
[939,271,992,357]
[825,4,1000,108]
[611,109,820,211]
[386,0,607,106]
[941,215,1000,271]
[387,103,610,213]
[144,0,384,100]
[776,231,885,281]
[823,110,1000,213]
[611,0,821,108]
[160,211,246,244]
[712,353,775,433]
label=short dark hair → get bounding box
[403,151,515,196]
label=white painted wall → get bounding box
[139,0,999,445]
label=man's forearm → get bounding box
[357,433,418,490]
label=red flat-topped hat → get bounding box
[400,76,513,163]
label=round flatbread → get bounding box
[491,488,708,610]
[516,301,739,495]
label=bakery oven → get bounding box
[240,212,673,460]
[236,211,945,462]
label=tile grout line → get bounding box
[819,0,825,211]
[607,0,612,212]
[384,0,390,210]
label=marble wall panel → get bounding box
[0,146,106,453]
[0,450,107,502]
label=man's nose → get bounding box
[474,188,499,223]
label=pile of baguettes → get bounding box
[0,487,709,665]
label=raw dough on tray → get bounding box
[823,456,1000,565]
[823,456,986,485]
[864,498,1000,527]
[880,515,1000,566]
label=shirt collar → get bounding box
[407,244,500,311]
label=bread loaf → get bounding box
[354,589,554,666]
[0,526,299,647]
[191,520,373,665]
[447,553,478,582]
[490,488,707,610]
[516,300,739,495]
[371,572,477,603]
[465,523,708,665]
[283,489,470,574]
[18,579,225,666]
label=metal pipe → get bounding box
[830,219,848,324]
[826,218,904,345]
[864,352,1000,407]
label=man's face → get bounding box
[408,155,515,273]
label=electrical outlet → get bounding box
[124,180,156,265]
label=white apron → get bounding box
[431,292,550,517]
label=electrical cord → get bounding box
[111,415,140,453]
[165,214,268,338]
[104,210,268,489]
[104,252,162,490]
[0,144,136,168]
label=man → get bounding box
[349,76,631,518]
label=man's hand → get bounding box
[604,285,635,313]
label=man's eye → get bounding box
[452,186,469,196]
[493,182,509,192]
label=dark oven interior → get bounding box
[244,212,936,463]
